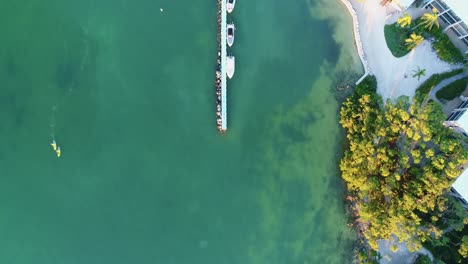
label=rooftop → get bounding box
[455,106,468,132]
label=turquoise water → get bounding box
[0,0,361,263]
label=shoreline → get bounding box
[338,0,370,85]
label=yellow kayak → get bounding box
[56,146,61,158]
[50,140,57,151]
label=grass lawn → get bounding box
[414,68,464,103]
[435,77,468,101]
[384,24,411,57]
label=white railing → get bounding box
[339,0,371,84]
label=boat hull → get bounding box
[227,56,235,79]
[227,24,235,47]
[227,0,236,13]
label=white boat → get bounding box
[227,24,235,47]
[227,0,236,13]
[50,139,57,151]
[56,146,61,158]
[227,56,235,79]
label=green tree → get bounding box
[414,254,432,264]
[340,77,468,252]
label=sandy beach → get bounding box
[347,0,460,100]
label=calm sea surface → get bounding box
[0,0,362,263]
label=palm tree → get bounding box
[397,13,412,28]
[413,8,439,30]
[405,33,424,50]
[412,67,426,80]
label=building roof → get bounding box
[444,0,468,24]
[455,108,468,132]
[453,167,468,201]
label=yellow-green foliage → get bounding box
[405,33,424,51]
[397,13,412,28]
[419,8,440,30]
[340,91,467,251]
[459,236,468,258]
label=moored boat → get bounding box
[226,56,235,79]
[50,139,57,151]
[227,23,235,47]
[227,0,236,13]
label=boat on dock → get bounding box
[227,0,236,13]
[227,56,235,79]
[227,24,235,47]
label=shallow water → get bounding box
[0,0,361,263]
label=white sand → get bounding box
[349,0,460,101]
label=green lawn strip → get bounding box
[414,68,464,103]
[435,77,468,100]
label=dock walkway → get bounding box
[214,0,233,133]
[220,0,227,131]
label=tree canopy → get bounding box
[340,76,468,252]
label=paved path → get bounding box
[429,71,468,104]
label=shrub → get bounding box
[426,25,465,64]
[353,75,381,106]
[414,69,464,103]
[435,77,468,101]
[414,254,432,264]
[355,75,377,95]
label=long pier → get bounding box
[215,0,228,132]
[220,0,227,131]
